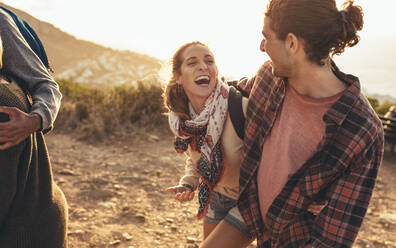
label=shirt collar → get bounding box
[323,60,361,126]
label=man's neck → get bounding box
[288,60,347,99]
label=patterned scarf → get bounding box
[169,80,230,218]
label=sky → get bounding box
[2,0,396,96]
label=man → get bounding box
[0,7,62,150]
[233,0,384,247]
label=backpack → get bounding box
[0,6,53,72]
[228,86,245,140]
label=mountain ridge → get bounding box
[0,3,162,85]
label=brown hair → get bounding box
[163,41,210,120]
[265,0,363,65]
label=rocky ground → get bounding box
[45,130,396,248]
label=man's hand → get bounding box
[0,106,41,150]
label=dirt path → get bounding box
[45,132,396,248]
[356,151,396,248]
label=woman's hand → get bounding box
[0,107,41,150]
[165,185,195,202]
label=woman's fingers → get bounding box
[165,185,194,201]
[175,191,194,201]
[187,191,194,200]
[165,185,185,193]
[164,186,178,193]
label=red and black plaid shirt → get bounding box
[233,61,384,247]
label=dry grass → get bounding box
[54,78,167,141]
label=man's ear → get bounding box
[285,33,299,54]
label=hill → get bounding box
[0,3,162,85]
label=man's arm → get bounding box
[227,76,256,97]
[0,10,62,149]
[309,136,383,247]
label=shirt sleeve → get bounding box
[310,135,383,247]
[0,10,62,131]
[178,150,199,191]
[227,76,256,97]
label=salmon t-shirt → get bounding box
[257,83,343,223]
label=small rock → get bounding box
[58,169,76,176]
[106,161,118,166]
[122,232,132,240]
[148,134,160,141]
[92,178,109,185]
[98,201,117,209]
[187,237,196,244]
[110,240,121,246]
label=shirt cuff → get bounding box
[30,108,52,133]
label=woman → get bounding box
[163,41,324,247]
[163,41,252,248]
[0,37,68,247]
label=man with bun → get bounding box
[232,0,384,247]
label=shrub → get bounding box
[367,97,379,111]
[366,96,394,116]
[54,78,167,140]
[376,102,393,116]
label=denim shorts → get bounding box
[204,191,250,235]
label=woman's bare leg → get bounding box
[203,220,217,239]
[200,219,253,248]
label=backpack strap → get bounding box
[0,6,53,72]
[228,86,245,140]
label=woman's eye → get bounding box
[187,62,196,66]
[206,60,214,64]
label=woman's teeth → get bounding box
[195,76,210,85]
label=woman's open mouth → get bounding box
[194,75,210,85]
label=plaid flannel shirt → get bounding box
[233,61,384,247]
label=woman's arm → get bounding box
[178,155,199,190]
[165,150,199,202]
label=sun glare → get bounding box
[2,0,395,95]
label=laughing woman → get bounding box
[163,41,253,248]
